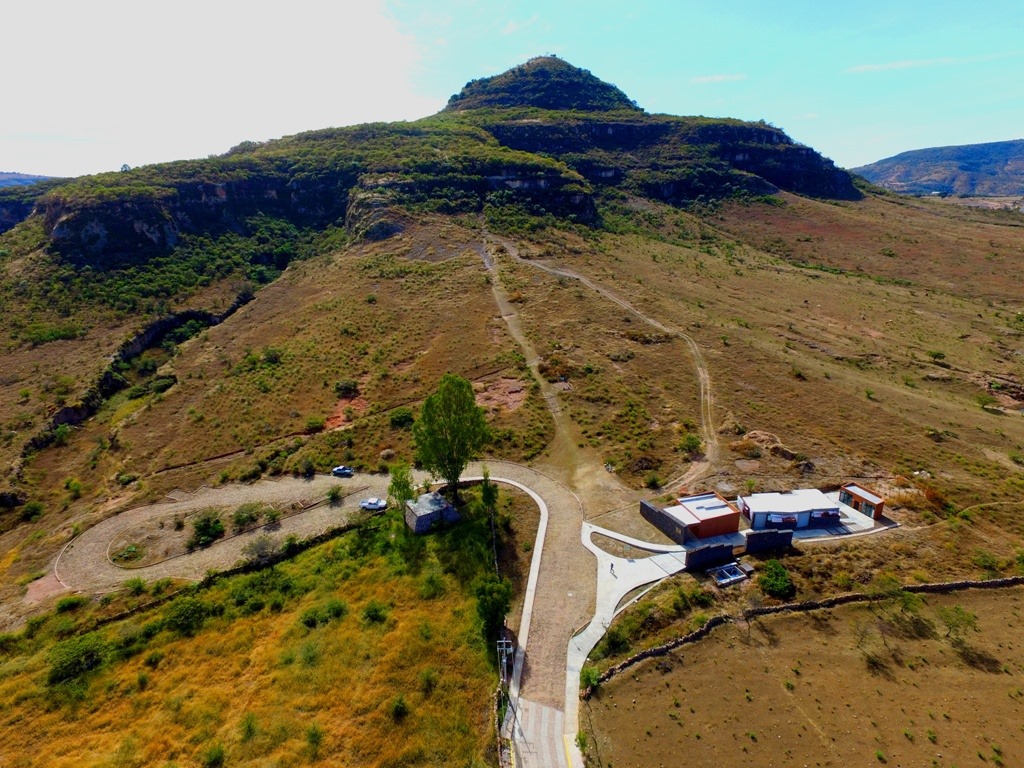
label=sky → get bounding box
[4,0,1023,177]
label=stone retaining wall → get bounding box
[586,575,1024,694]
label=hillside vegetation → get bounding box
[0,486,530,767]
[0,55,1023,764]
[854,138,1024,196]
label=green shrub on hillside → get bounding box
[758,559,796,600]
[47,632,107,685]
[188,511,225,550]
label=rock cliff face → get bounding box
[1,57,861,266]
[485,117,859,201]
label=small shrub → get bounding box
[202,743,225,768]
[112,544,145,563]
[324,598,348,620]
[390,694,409,720]
[363,600,389,624]
[327,486,343,504]
[144,651,163,669]
[53,424,72,447]
[232,502,264,532]
[334,380,359,398]
[580,665,600,690]
[47,632,107,684]
[0,633,19,654]
[972,548,1001,574]
[419,570,445,599]
[306,723,324,758]
[300,642,319,666]
[165,597,206,636]
[419,667,439,695]
[758,559,796,600]
[20,500,44,522]
[679,432,702,456]
[389,407,414,429]
[474,574,512,638]
[240,712,257,742]
[242,534,278,565]
[304,416,325,434]
[124,577,146,596]
[188,510,225,550]
[55,595,88,613]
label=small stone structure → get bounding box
[404,492,460,534]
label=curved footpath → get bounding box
[54,474,383,592]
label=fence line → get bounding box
[585,575,1024,694]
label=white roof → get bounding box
[738,489,839,515]
[842,483,883,505]
[664,492,737,527]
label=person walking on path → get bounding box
[610,562,615,576]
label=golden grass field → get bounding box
[0,485,536,767]
[584,586,1024,768]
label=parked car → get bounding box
[359,497,387,511]
[331,465,354,478]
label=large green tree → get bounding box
[413,373,489,499]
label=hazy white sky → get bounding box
[4,0,1023,177]
[2,0,435,177]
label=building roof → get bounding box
[664,492,739,528]
[406,492,453,517]
[841,483,883,505]
[738,489,839,515]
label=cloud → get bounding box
[690,73,747,84]
[846,51,1022,73]
[503,14,539,35]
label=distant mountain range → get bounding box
[853,139,1024,196]
[0,172,51,188]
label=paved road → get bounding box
[54,474,385,592]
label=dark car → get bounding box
[331,465,354,478]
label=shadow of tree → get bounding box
[954,639,1003,673]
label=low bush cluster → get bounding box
[758,559,796,600]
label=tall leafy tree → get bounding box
[413,373,489,500]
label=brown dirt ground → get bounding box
[584,587,1024,768]
[475,376,529,413]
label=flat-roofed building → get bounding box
[737,488,840,530]
[640,492,740,543]
[839,482,885,520]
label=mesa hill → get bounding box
[0,57,859,268]
[444,55,641,112]
[853,138,1024,196]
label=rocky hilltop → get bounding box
[854,138,1024,196]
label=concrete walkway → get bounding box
[563,523,687,748]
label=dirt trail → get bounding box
[480,231,720,711]
[489,235,720,481]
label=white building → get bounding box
[736,489,841,530]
